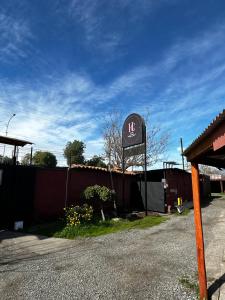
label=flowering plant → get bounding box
[64,204,93,227]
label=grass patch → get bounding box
[26,215,168,239]
[179,276,199,298]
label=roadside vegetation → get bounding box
[24,184,170,239]
[26,215,168,239]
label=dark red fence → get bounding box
[0,165,211,228]
[0,164,135,227]
[33,167,135,220]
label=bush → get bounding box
[64,204,93,227]
[84,185,112,202]
[83,185,113,221]
[99,186,112,202]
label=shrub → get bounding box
[83,185,113,221]
[84,185,112,202]
[64,204,93,227]
[99,186,112,202]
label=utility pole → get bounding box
[180,137,185,170]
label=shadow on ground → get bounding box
[0,230,48,242]
[201,195,224,209]
[0,230,76,268]
[208,272,225,299]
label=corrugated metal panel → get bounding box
[184,109,225,155]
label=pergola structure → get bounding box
[184,109,225,300]
[0,135,33,165]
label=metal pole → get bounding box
[122,147,125,212]
[69,151,72,167]
[163,163,167,212]
[65,167,70,208]
[16,147,19,164]
[2,113,16,159]
[13,145,16,165]
[180,137,185,170]
[144,137,147,216]
[5,113,16,136]
[30,147,33,165]
[108,149,117,215]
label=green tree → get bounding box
[0,155,13,165]
[86,155,107,168]
[21,153,31,165]
[64,140,85,166]
[33,151,57,167]
[84,185,112,221]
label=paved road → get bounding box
[1,196,225,300]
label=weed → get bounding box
[179,276,199,298]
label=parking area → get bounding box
[1,196,225,300]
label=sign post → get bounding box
[144,136,147,216]
[122,113,147,215]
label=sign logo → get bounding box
[128,122,136,137]
[122,113,145,148]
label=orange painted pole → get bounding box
[191,162,208,300]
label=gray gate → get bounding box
[139,181,165,213]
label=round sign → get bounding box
[122,113,145,148]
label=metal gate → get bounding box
[139,181,165,213]
[0,165,36,229]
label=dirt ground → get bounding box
[1,196,225,300]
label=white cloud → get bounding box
[85,138,105,160]
[67,0,169,58]
[1,18,225,167]
[0,11,33,62]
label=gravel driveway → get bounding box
[1,196,224,300]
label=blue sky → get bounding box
[0,0,225,166]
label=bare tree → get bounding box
[103,111,169,170]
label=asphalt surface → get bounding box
[1,196,225,300]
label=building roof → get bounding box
[0,135,33,147]
[183,109,225,168]
[71,164,136,175]
[184,109,225,155]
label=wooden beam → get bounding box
[191,162,208,300]
[186,141,212,162]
